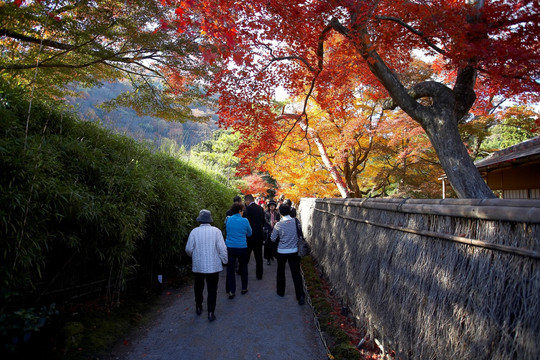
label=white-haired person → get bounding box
[185,209,228,321]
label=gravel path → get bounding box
[107,259,328,360]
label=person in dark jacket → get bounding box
[264,200,281,264]
[226,195,243,217]
[243,194,266,280]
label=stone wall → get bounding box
[298,198,540,360]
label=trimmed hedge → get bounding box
[0,82,236,352]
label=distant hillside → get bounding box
[66,82,218,149]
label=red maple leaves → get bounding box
[163,1,539,197]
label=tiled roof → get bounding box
[475,136,540,170]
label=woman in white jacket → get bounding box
[185,209,228,321]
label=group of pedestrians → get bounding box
[184,195,306,321]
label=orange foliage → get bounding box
[165,0,540,197]
[241,174,273,196]
[261,89,443,199]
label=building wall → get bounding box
[484,161,540,198]
[503,188,540,199]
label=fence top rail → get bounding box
[301,197,540,223]
[313,207,540,260]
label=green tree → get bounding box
[190,129,242,185]
[459,104,539,159]
[0,0,216,121]
[481,106,540,152]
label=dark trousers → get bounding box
[193,272,219,313]
[276,252,305,301]
[247,238,264,279]
[226,247,248,294]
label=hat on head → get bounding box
[268,200,277,207]
[196,209,213,223]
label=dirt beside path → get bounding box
[101,259,328,360]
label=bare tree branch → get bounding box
[1,28,74,50]
[1,28,165,71]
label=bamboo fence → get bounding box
[298,198,540,360]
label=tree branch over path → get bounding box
[264,21,337,153]
[0,29,165,70]
[375,16,448,56]
[1,28,74,50]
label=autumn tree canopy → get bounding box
[1,0,217,121]
[267,92,444,201]
[6,1,539,199]
[168,0,540,199]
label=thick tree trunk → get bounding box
[351,29,495,198]
[329,13,496,199]
[421,113,495,199]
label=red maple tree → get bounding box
[240,173,273,197]
[169,1,539,198]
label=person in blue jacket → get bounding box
[225,203,252,299]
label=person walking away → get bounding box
[226,195,243,217]
[284,199,297,217]
[243,194,266,280]
[225,195,243,276]
[270,204,306,305]
[185,209,228,321]
[225,203,252,299]
[264,200,281,265]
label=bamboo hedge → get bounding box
[0,81,237,352]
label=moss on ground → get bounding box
[301,255,380,360]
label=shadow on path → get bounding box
[108,259,328,360]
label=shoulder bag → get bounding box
[295,218,311,257]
